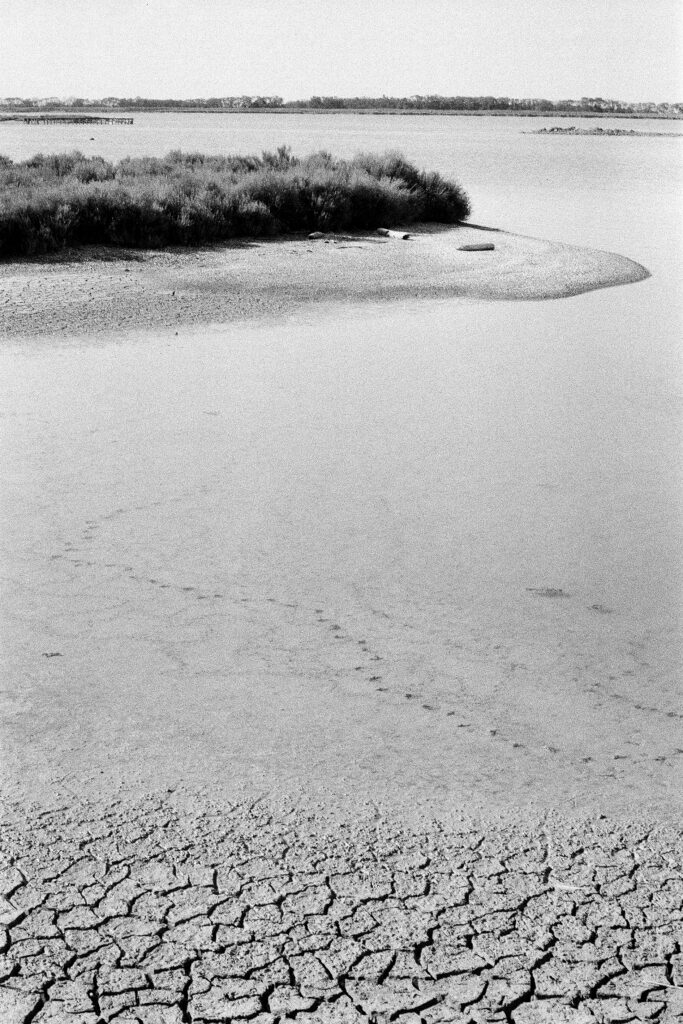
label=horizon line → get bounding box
[2,93,681,107]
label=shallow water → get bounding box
[1,115,681,812]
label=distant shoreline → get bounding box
[2,107,682,120]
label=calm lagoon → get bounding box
[1,114,681,811]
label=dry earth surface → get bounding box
[1,795,682,1024]
[1,226,679,1023]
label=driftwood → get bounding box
[458,242,495,251]
[377,228,410,239]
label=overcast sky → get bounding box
[1,0,681,101]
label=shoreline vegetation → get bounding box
[2,94,682,117]
[2,109,682,121]
[0,148,470,258]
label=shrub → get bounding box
[0,149,470,257]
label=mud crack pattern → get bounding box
[1,797,681,1024]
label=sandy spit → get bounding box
[0,223,649,338]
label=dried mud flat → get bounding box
[0,224,649,339]
[1,794,682,1024]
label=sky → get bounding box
[0,0,681,102]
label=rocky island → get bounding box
[532,125,681,136]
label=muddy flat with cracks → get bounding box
[1,796,682,1023]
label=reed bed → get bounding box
[0,147,470,257]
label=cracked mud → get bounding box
[1,797,682,1023]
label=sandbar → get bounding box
[0,223,649,338]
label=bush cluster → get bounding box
[0,147,470,257]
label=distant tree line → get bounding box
[294,95,682,114]
[1,95,681,115]
[0,96,285,110]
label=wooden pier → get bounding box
[17,115,134,125]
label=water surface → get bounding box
[1,115,681,812]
